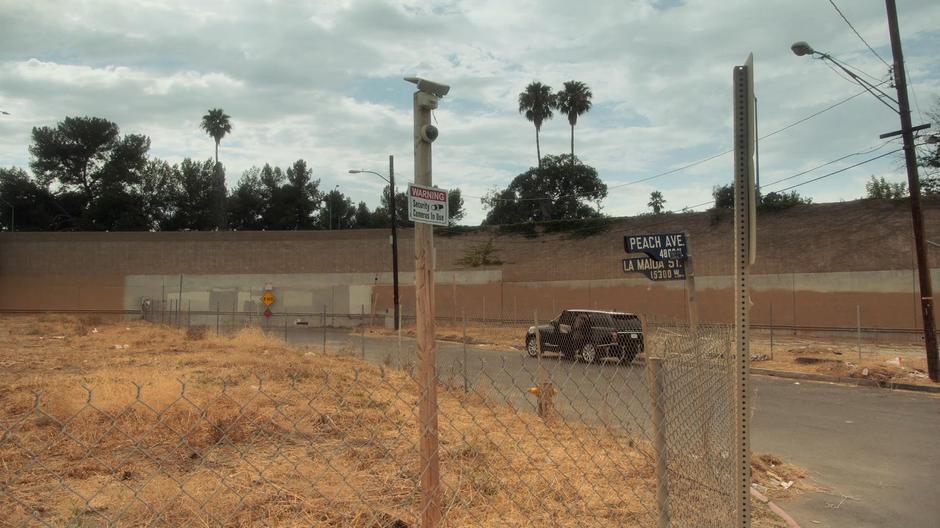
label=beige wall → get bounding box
[0,198,937,329]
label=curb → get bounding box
[750,367,940,394]
[751,488,801,528]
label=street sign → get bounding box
[624,233,688,261]
[622,256,687,281]
[408,183,448,227]
[263,308,272,318]
[261,291,276,306]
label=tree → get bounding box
[865,176,907,199]
[555,81,593,165]
[201,108,232,166]
[712,184,734,209]
[319,188,355,229]
[518,82,555,169]
[448,188,465,225]
[373,184,411,228]
[162,158,217,230]
[228,167,269,230]
[482,154,606,224]
[918,97,940,196]
[648,191,666,214]
[353,201,375,228]
[29,116,152,229]
[0,167,61,231]
[283,159,321,229]
[200,109,232,230]
[759,191,812,212]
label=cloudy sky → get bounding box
[1,0,938,225]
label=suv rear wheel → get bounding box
[580,343,598,363]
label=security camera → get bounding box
[404,76,450,97]
[420,124,439,143]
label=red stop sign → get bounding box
[263,308,272,318]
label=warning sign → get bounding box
[407,183,448,227]
[261,291,276,306]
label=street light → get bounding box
[349,155,400,330]
[792,3,938,382]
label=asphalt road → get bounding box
[287,327,940,528]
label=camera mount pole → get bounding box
[413,88,442,528]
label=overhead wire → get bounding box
[827,0,891,68]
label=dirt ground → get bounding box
[372,322,936,387]
[0,314,803,527]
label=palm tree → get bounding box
[200,108,232,165]
[555,81,593,165]
[518,82,555,169]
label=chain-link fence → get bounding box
[1,311,744,527]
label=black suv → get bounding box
[525,310,644,363]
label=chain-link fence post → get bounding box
[187,300,191,329]
[649,356,670,528]
[770,301,774,360]
[533,311,554,420]
[857,305,862,361]
[361,304,366,360]
[322,305,327,354]
[216,301,220,335]
[462,312,468,393]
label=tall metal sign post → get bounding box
[733,54,757,528]
[406,76,449,528]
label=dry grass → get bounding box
[0,315,799,527]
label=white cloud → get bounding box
[1,0,939,226]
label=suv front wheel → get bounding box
[526,335,538,357]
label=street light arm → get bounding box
[814,53,900,113]
[348,169,391,185]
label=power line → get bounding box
[680,142,903,211]
[770,149,901,193]
[828,0,891,68]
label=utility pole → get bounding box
[390,154,401,331]
[408,76,449,528]
[886,0,938,382]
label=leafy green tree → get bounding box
[448,188,466,225]
[759,190,812,212]
[282,159,321,229]
[647,191,666,214]
[353,201,375,228]
[555,81,593,164]
[518,82,555,169]
[372,185,412,228]
[865,176,907,199]
[0,167,61,231]
[29,116,152,229]
[162,158,217,230]
[482,154,606,224]
[319,188,355,229]
[227,167,268,230]
[712,184,734,209]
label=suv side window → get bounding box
[559,311,576,326]
[589,313,612,327]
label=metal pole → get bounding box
[216,301,220,335]
[248,288,253,328]
[412,86,442,528]
[462,312,468,393]
[177,274,183,329]
[684,231,698,333]
[770,302,774,361]
[187,300,191,329]
[361,304,366,360]
[322,305,327,354]
[857,305,862,361]
[885,0,938,381]
[390,154,401,331]
[649,357,670,528]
